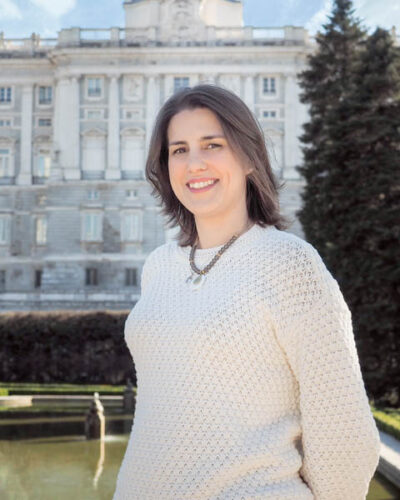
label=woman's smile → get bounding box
[187,179,219,193]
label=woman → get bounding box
[113,84,381,499]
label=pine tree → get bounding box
[325,28,400,406]
[296,0,366,251]
[296,0,400,406]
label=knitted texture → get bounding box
[113,223,381,500]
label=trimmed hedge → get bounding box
[0,383,128,396]
[0,311,135,385]
[371,404,400,442]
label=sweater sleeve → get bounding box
[272,241,381,500]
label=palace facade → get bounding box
[0,0,312,310]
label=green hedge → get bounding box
[371,404,400,442]
[0,311,135,385]
[0,388,8,396]
[0,383,130,396]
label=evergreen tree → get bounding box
[324,28,400,406]
[296,0,366,250]
[296,0,400,406]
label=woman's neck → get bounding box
[195,217,254,250]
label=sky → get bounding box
[0,0,399,39]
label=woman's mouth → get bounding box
[187,179,219,193]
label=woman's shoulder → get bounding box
[143,241,171,267]
[257,225,320,265]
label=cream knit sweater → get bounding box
[113,223,381,500]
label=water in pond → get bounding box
[0,408,398,500]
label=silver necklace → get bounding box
[185,223,254,291]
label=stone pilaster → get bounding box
[243,75,254,112]
[145,75,159,155]
[283,73,299,180]
[64,76,81,180]
[106,74,121,180]
[17,85,33,185]
[53,78,71,181]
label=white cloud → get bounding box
[29,0,76,17]
[306,0,400,35]
[305,0,332,35]
[354,0,400,32]
[0,0,22,20]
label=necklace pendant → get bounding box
[189,273,206,290]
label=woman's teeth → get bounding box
[189,180,217,189]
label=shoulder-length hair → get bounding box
[145,83,292,247]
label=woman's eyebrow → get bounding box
[168,134,225,147]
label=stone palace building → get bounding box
[0,0,313,310]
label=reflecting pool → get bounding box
[0,407,398,500]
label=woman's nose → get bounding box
[187,152,206,171]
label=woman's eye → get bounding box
[206,143,221,150]
[172,147,185,155]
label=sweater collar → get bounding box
[173,223,276,265]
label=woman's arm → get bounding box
[273,241,381,500]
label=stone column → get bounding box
[17,84,33,185]
[283,73,298,180]
[243,75,254,112]
[106,74,121,180]
[53,77,71,181]
[145,75,159,154]
[64,76,81,180]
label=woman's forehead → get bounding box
[167,107,223,139]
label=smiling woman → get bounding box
[145,83,291,249]
[112,84,381,500]
[166,107,256,249]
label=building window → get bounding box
[0,87,12,104]
[121,131,145,176]
[0,119,12,127]
[0,216,10,245]
[38,86,52,105]
[34,269,42,288]
[125,268,137,286]
[82,212,102,241]
[263,77,276,95]
[87,189,99,200]
[262,110,277,118]
[0,270,5,292]
[174,77,190,93]
[82,131,106,174]
[121,212,140,242]
[87,77,103,98]
[85,109,104,120]
[36,151,51,178]
[35,216,47,245]
[126,189,137,199]
[123,109,142,120]
[85,268,98,286]
[0,149,12,177]
[38,118,52,127]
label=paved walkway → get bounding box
[378,430,400,489]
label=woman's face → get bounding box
[167,107,252,224]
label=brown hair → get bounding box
[145,83,292,247]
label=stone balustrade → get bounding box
[0,25,312,55]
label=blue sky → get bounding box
[0,0,399,39]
